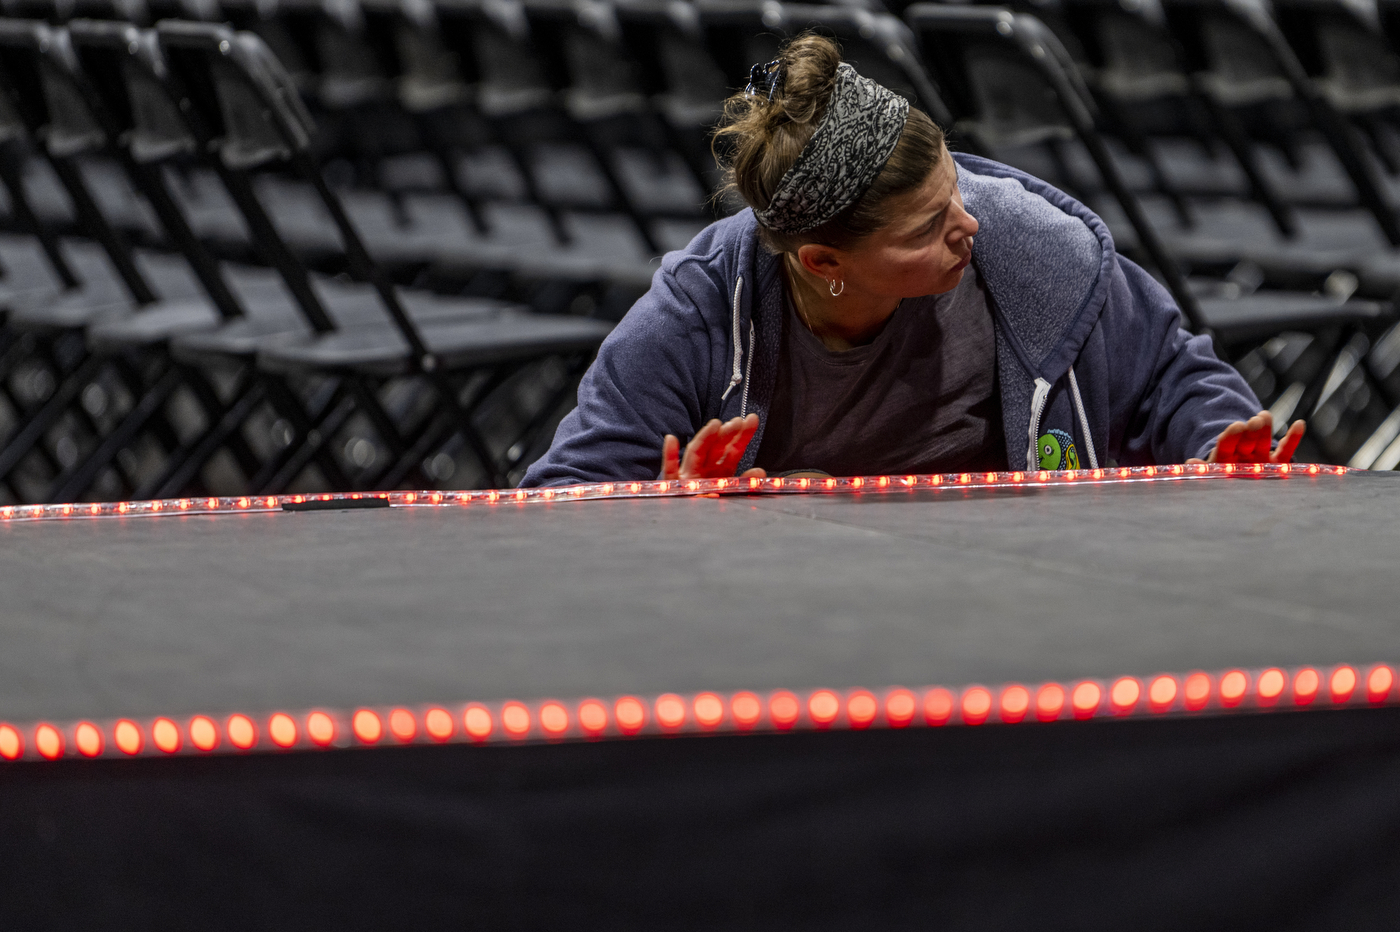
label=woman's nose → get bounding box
[950,200,979,239]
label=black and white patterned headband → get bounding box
[753,63,910,234]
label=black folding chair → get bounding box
[431,0,662,254]
[0,19,264,501]
[1159,0,1400,247]
[154,21,611,489]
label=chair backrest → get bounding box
[433,0,555,109]
[358,0,472,112]
[904,4,1089,148]
[0,20,107,160]
[1059,0,1192,101]
[158,20,316,170]
[613,0,732,117]
[1272,0,1400,112]
[156,20,433,360]
[522,0,648,116]
[68,20,199,165]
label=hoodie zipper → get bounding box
[740,320,754,416]
[1026,377,1052,471]
[721,275,744,402]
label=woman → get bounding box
[522,36,1302,487]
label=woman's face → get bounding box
[814,150,979,300]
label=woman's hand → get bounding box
[1187,411,1306,465]
[662,414,768,481]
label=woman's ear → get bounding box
[796,243,843,280]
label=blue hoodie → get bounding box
[522,154,1261,486]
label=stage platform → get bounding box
[2,466,1399,928]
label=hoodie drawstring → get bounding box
[721,275,744,402]
[1067,367,1099,469]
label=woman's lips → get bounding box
[951,252,972,273]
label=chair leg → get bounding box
[139,366,264,500]
[43,365,183,503]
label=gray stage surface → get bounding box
[2,472,1397,723]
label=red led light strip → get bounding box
[0,462,1351,523]
[1,662,1392,762]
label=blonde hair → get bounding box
[713,33,945,253]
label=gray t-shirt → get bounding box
[754,264,1004,476]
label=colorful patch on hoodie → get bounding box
[1037,429,1079,471]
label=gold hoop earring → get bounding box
[829,278,845,297]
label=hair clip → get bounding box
[745,59,784,101]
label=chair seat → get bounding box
[5,285,133,330]
[1197,291,1393,343]
[257,311,613,377]
[85,297,229,351]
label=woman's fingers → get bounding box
[675,415,762,479]
[680,419,723,476]
[1211,421,1246,463]
[1272,419,1306,464]
[662,434,681,480]
[740,467,767,478]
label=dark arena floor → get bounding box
[3,466,1400,929]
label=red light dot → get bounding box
[655,694,686,729]
[852,477,864,488]
[770,691,800,729]
[1071,682,1101,718]
[35,724,63,759]
[959,473,971,484]
[961,687,992,725]
[1148,675,1177,710]
[615,697,646,734]
[159,718,188,752]
[1184,673,1212,710]
[771,478,782,489]
[885,689,916,727]
[1220,670,1248,707]
[540,702,569,735]
[1330,666,1357,703]
[876,476,888,487]
[985,472,997,482]
[1367,665,1394,703]
[352,710,382,744]
[748,477,760,489]
[464,706,493,740]
[1038,470,1049,481]
[269,713,297,748]
[423,708,453,740]
[731,692,761,729]
[847,691,877,728]
[693,693,724,728]
[1294,668,1320,705]
[1036,684,1065,721]
[114,720,142,755]
[808,690,840,726]
[89,504,101,514]
[498,703,529,737]
[578,700,608,735]
[1257,669,1286,703]
[1110,677,1140,713]
[825,477,836,489]
[389,709,417,742]
[227,715,256,749]
[307,712,335,746]
[75,722,103,757]
[190,713,217,750]
[999,685,1030,723]
[0,724,21,760]
[924,688,954,725]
